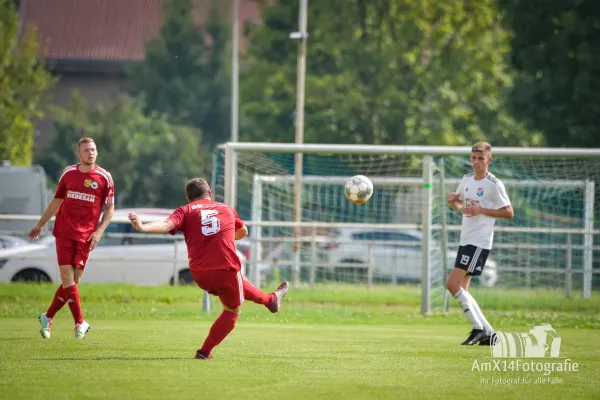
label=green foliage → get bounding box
[0,0,55,165]
[501,0,600,147]
[36,93,207,208]
[127,0,230,150]
[241,0,542,147]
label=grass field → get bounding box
[0,283,599,400]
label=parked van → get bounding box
[0,164,50,235]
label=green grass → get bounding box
[1,283,598,328]
[0,283,599,399]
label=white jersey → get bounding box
[456,172,511,249]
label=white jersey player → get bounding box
[446,141,514,345]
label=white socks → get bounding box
[454,289,493,334]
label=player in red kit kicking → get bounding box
[28,137,115,339]
[128,178,289,359]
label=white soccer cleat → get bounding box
[267,281,290,313]
[74,321,91,339]
[39,313,52,339]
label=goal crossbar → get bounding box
[255,174,589,188]
[222,142,600,157]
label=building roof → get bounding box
[20,0,261,62]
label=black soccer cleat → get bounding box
[479,332,497,346]
[195,350,215,360]
[461,329,488,345]
[478,335,492,346]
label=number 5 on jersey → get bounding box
[201,210,221,236]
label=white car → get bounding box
[0,209,247,285]
[236,235,330,278]
[325,228,499,287]
[0,235,29,250]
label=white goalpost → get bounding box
[217,142,600,314]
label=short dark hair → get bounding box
[77,137,95,149]
[185,178,211,201]
[472,141,492,153]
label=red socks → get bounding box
[46,285,66,319]
[46,284,84,324]
[243,280,275,306]
[200,311,239,355]
[63,284,84,324]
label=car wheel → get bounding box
[339,259,367,283]
[11,268,52,283]
[170,269,194,285]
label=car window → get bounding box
[388,233,421,242]
[98,223,125,246]
[328,229,342,239]
[350,231,421,244]
[122,223,178,245]
[351,232,369,241]
[99,222,178,246]
[351,231,392,241]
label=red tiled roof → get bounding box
[20,0,261,62]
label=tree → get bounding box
[0,0,55,165]
[500,0,600,147]
[240,0,541,147]
[36,93,207,208]
[127,0,230,150]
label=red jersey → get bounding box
[52,164,115,243]
[168,199,244,272]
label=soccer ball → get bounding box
[344,175,374,204]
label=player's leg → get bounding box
[460,248,494,345]
[69,242,91,339]
[447,245,486,345]
[195,269,243,360]
[243,279,289,313]
[242,279,273,305]
[73,268,84,285]
[196,303,240,360]
[40,239,75,338]
[447,266,481,330]
[447,245,493,345]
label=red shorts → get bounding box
[55,238,92,270]
[191,268,244,309]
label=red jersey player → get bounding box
[28,137,115,339]
[128,178,289,359]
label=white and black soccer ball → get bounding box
[344,175,374,204]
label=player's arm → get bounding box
[88,204,115,250]
[447,179,464,212]
[235,224,248,240]
[128,213,176,233]
[95,204,115,235]
[447,192,463,212]
[233,209,247,240]
[480,180,514,219]
[89,178,117,250]
[30,198,63,239]
[37,198,63,227]
[29,168,70,240]
[479,204,514,219]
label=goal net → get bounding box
[213,143,600,314]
